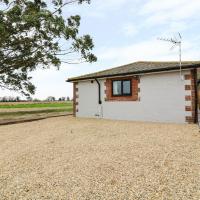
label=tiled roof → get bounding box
[67,61,200,82]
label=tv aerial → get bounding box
[158,33,183,80]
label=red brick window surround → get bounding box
[105,76,140,101]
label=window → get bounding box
[112,80,121,95]
[123,80,131,94]
[112,79,131,96]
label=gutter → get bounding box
[95,79,102,105]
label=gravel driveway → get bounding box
[0,116,200,200]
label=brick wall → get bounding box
[185,69,197,123]
[73,82,78,116]
[104,76,140,101]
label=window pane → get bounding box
[123,80,131,94]
[113,81,122,95]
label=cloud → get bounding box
[122,23,139,37]
[70,0,143,20]
[65,0,133,19]
[93,0,129,10]
[140,0,200,26]
[141,0,188,14]
[97,37,199,67]
[167,21,187,33]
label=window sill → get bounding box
[105,96,139,101]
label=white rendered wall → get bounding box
[76,80,100,118]
[76,70,191,123]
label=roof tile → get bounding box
[67,61,200,82]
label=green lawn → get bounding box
[0,102,73,123]
[0,101,72,109]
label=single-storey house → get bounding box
[67,61,200,124]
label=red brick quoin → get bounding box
[185,69,197,123]
[104,76,140,101]
[73,82,78,116]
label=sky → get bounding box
[1,0,200,100]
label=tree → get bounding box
[0,95,15,102]
[15,96,20,101]
[46,96,56,101]
[0,0,97,96]
[26,96,33,101]
[58,96,67,101]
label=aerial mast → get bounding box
[158,33,183,80]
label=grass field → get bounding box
[0,101,73,124]
[0,101,72,109]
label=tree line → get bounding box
[0,96,71,102]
